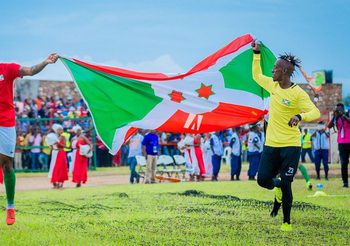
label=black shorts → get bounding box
[259,146,301,181]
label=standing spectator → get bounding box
[142,130,159,184]
[241,129,248,162]
[28,128,42,170]
[48,124,68,189]
[247,124,263,180]
[178,133,194,181]
[184,134,199,180]
[61,127,72,158]
[328,103,350,187]
[72,125,92,188]
[168,133,180,156]
[177,134,186,155]
[210,131,223,181]
[22,127,32,169]
[96,136,112,167]
[301,128,314,163]
[230,127,242,181]
[127,130,144,184]
[193,134,206,180]
[14,132,24,170]
[40,132,51,170]
[312,123,330,180]
[121,144,129,166]
[160,132,169,155]
[202,133,213,177]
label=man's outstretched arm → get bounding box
[251,40,274,93]
[20,53,58,77]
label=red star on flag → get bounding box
[196,83,214,99]
[169,90,185,103]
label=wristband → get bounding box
[253,50,261,54]
[295,114,302,121]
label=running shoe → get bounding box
[280,222,292,231]
[6,209,15,225]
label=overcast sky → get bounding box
[1,0,349,96]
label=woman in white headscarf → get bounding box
[202,133,213,177]
[48,124,68,189]
[71,125,92,187]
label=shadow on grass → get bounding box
[171,190,330,212]
[18,200,123,216]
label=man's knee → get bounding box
[257,174,272,189]
[0,154,13,173]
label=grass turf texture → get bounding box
[1,177,349,245]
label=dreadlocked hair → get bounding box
[279,53,301,77]
[279,53,301,68]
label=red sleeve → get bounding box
[7,63,21,80]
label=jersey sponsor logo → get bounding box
[281,98,291,106]
[0,74,4,81]
[184,113,203,130]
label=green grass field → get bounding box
[1,174,349,245]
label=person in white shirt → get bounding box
[312,123,330,180]
[28,127,42,170]
[247,124,263,180]
[202,133,213,177]
[210,131,223,181]
[127,130,144,184]
[230,127,242,181]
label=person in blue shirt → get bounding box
[230,127,242,181]
[210,131,223,181]
[142,130,159,184]
[126,130,144,184]
[312,122,330,180]
[247,124,263,180]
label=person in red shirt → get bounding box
[48,124,69,189]
[0,53,58,225]
[71,125,92,187]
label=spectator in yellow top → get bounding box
[40,133,52,170]
[14,132,25,170]
[301,128,314,163]
[61,127,71,152]
[22,128,32,169]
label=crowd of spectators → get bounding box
[13,95,94,170]
[13,91,255,173]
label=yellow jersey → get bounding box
[61,131,71,152]
[253,54,320,147]
[302,133,312,149]
[42,135,52,155]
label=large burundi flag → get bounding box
[61,34,276,154]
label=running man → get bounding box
[0,53,59,225]
[251,41,320,231]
